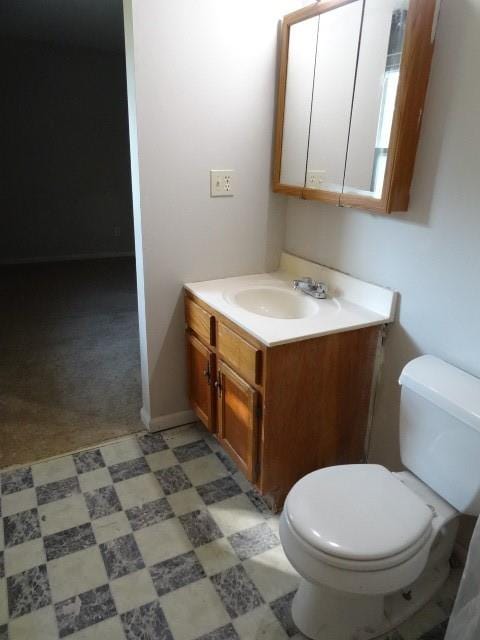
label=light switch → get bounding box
[210,170,235,197]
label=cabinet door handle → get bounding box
[214,374,222,397]
[203,363,211,385]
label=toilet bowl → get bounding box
[279,356,480,640]
[280,465,457,639]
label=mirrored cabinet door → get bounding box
[280,17,319,188]
[343,0,409,200]
[305,1,362,197]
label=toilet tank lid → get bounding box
[399,356,480,433]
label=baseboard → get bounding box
[1,251,135,265]
[140,408,197,433]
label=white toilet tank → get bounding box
[399,355,480,515]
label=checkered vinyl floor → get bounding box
[0,423,458,640]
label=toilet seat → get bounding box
[285,464,434,567]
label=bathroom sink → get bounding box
[226,286,318,319]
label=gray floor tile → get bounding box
[228,522,279,560]
[1,468,33,495]
[155,465,192,495]
[245,489,272,516]
[121,600,173,640]
[109,458,150,483]
[270,591,297,637]
[137,432,168,455]
[84,485,122,521]
[0,552,4,579]
[100,533,145,580]
[73,449,105,475]
[7,564,52,619]
[215,451,237,475]
[196,623,240,640]
[0,624,7,640]
[211,564,264,619]
[44,522,96,561]
[125,497,174,532]
[179,510,223,547]
[3,508,41,548]
[55,583,117,637]
[197,477,242,506]
[150,550,205,596]
[36,477,81,506]
[173,440,212,463]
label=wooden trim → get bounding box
[383,0,437,213]
[302,188,341,206]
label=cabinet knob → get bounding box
[203,365,211,385]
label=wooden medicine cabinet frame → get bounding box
[272,0,439,214]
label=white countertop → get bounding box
[185,253,397,347]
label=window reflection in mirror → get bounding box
[343,0,408,199]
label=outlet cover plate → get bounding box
[210,170,234,197]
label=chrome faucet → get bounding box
[292,276,328,299]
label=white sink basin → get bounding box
[227,286,318,319]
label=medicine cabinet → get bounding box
[273,0,439,213]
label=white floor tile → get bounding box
[167,488,205,516]
[134,518,192,567]
[8,605,58,640]
[145,449,177,472]
[162,424,205,448]
[233,604,289,640]
[39,494,90,536]
[243,546,299,602]
[100,438,142,466]
[32,455,76,486]
[208,494,265,537]
[92,511,132,545]
[110,568,157,614]
[115,473,164,511]
[0,579,7,626]
[68,615,125,640]
[195,537,239,576]
[182,454,230,486]
[1,488,37,517]
[78,467,112,493]
[4,538,46,578]
[47,546,108,603]
[161,577,230,640]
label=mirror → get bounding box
[343,0,409,198]
[273,0,435,214]
[306,1,362,193]
[280,17,318,187]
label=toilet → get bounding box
[280,355,480,640]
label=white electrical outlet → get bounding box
[210,170,235,197]
[306,169,326,188]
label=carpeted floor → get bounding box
[0,257,143,468]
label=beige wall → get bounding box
[125,0,304,426]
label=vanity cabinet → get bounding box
[273,0,439,213]
[185,290,382,510]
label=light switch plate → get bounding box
[210,170,235,197]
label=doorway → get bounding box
[0,0,143,467]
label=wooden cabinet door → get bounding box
[186,332,216,432]
[216,361,258,481]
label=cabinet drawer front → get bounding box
[217,322,262,386]
[185,297,215,346]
